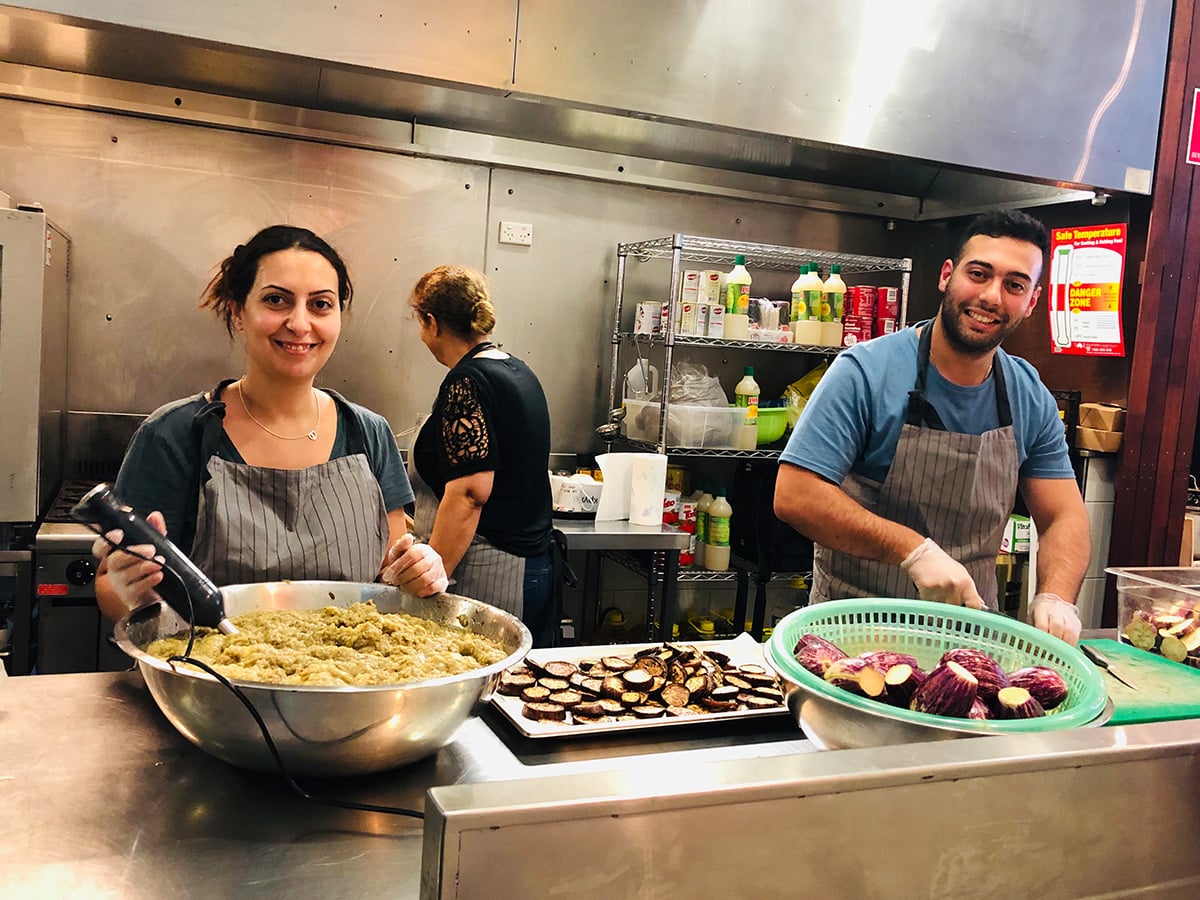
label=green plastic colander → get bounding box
[766,598,1109,735]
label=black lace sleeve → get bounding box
[440,374,496,472]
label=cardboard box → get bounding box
[1079,402,1126,432]
[999,515,1031,554]
[1075,426,1123,453]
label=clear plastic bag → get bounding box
[668,363,729,406]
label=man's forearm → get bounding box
[1033,511,1091,602]
[774,465,924,565]
[1021,476,1092,604]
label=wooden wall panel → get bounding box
[1107,0,1200,624]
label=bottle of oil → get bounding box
[704,488,733,572]
[725,254,753,315]
[734,367,761,450]
[695,487,714,568]
[792,263,823,345]
[821,263,847,347]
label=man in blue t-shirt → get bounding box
[775,210,1089,645]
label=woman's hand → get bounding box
[93,510,168,614]
[380,533,450,596]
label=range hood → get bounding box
[0,0,1173,219]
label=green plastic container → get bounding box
[755,407,788,445]
[767,598,1108,734]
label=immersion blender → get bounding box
[72,483,238,633]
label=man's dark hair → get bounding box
[953,209,1051,262]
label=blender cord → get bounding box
[89,530,425,821]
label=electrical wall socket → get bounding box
[498,221,533,246]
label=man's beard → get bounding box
[938,292,1022,357]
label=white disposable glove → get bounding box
[1030,592,1081,645]
[379,533,450,597]
[900,537,985,609]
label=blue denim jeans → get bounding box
[522,549,556,648]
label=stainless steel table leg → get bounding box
[657,550,680,642]
[582,550,601,642]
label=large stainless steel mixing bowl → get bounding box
[114,581,532,777]
[773,662,1114,751]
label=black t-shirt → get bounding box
[414,352,553,557]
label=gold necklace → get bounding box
[237,381,321,441]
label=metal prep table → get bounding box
[7,668,1200,898]
[553,518,692,641]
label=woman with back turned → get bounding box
[401,264,556,645]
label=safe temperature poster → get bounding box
[1047,223,1127,356]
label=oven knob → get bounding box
[66,558,96,586]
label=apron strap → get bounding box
[906,324,1013,429]
[906,325,948,430]
[182,379,237,554]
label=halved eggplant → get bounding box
[939,648,1008,702]
[881,664,926,708]
[994,685,1046,719]
[793,633,850,678]
[1006,666,1068,710]
[909,661,978,718]
[860,649,920,675]
[823,657,887,699]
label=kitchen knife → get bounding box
[1082,643,1139,691]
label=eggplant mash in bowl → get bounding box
[147,599,509,686]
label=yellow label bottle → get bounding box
[725,254,752,315]
[704,489,733,572]
[821,263,847,347]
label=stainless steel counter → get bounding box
[0,670,809,899]
[10,665,1200,898]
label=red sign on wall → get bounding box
[1048,223,1127,357]
[1189,87,1200,166]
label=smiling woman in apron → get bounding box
[94,225,448,623]
[774,210,1090,645]
[404,265,556,646]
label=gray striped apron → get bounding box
[408,412,526,620]
[190,381,389,586]
[812,325,1018,609]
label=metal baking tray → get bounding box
[490,632,789,738]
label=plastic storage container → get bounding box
[1108,566,1200,665]
[623,399,746,449]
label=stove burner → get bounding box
[43,480,105,524]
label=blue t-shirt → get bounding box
[114,391,414,555]
[780,323,1074,486]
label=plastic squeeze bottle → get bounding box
[793,263,823,346]
[704,488,733,572]
[790,264,809,324]
[734,366,761,450]
[725,254,752,315]
[821,263,847,347]
[695,487,714,568]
